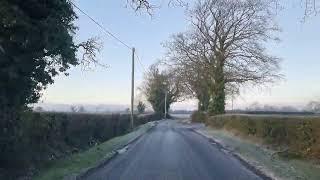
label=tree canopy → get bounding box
[165,0,282,114]
[0,0,99,173]
[141,64,182,115]
[137,101,146,114]
[0,0,99,109]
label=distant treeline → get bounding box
[227,110,316,115]
[171,109,316,115]
[170,110,194,114]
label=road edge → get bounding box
[65,121,158,180]
[191,129,274,180]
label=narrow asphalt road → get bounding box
[82,120,264,180]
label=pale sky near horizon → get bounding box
[40,0,320,110]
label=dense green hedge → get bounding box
[1,111,161,179]
[205,115,320,159]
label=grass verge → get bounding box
[206,114,320,159]
[198,128,320,180]
[33,122,155,180]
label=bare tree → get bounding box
[130,0,320,19]
[137,101,146,114]
[141,64,183,114]
[306,101,320,113]
[70,106,77,113]
[165,32,241,112]
[165,0,281,114]
[77,37,106,71]
[169,57,212,111]
[128,0,154,14]
[78,105,85,113]
[128,0,188,14]
[301,0,320,19]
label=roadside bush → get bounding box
[0,111,160,179]
[191,111,207,123]
[206,115,320,159]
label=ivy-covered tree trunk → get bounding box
[209,60,226,115]
[197,91,210,112]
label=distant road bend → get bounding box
[82,120,266,180]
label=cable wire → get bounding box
[135,51,147,74]
[70,1,132,50]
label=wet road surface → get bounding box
[82,120,263,180]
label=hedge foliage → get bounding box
[205,115,320,159]
[1,111,161,178]
[191,111,207,123]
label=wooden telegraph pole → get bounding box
[130,47,135,129]
[164,91,167,119]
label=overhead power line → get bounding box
[70,1,132,50]
[135,62,144,75]
[135,51,147,74]
[70,1,153,128]
[70,1,149,74]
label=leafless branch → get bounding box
[77,37,108,71]
[164,0,282,111]
[128,0,188,15]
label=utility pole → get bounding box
[232,96,234,111]
[164,91,167,119]
[131,47,135,129]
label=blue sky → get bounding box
[40,0,320,110]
